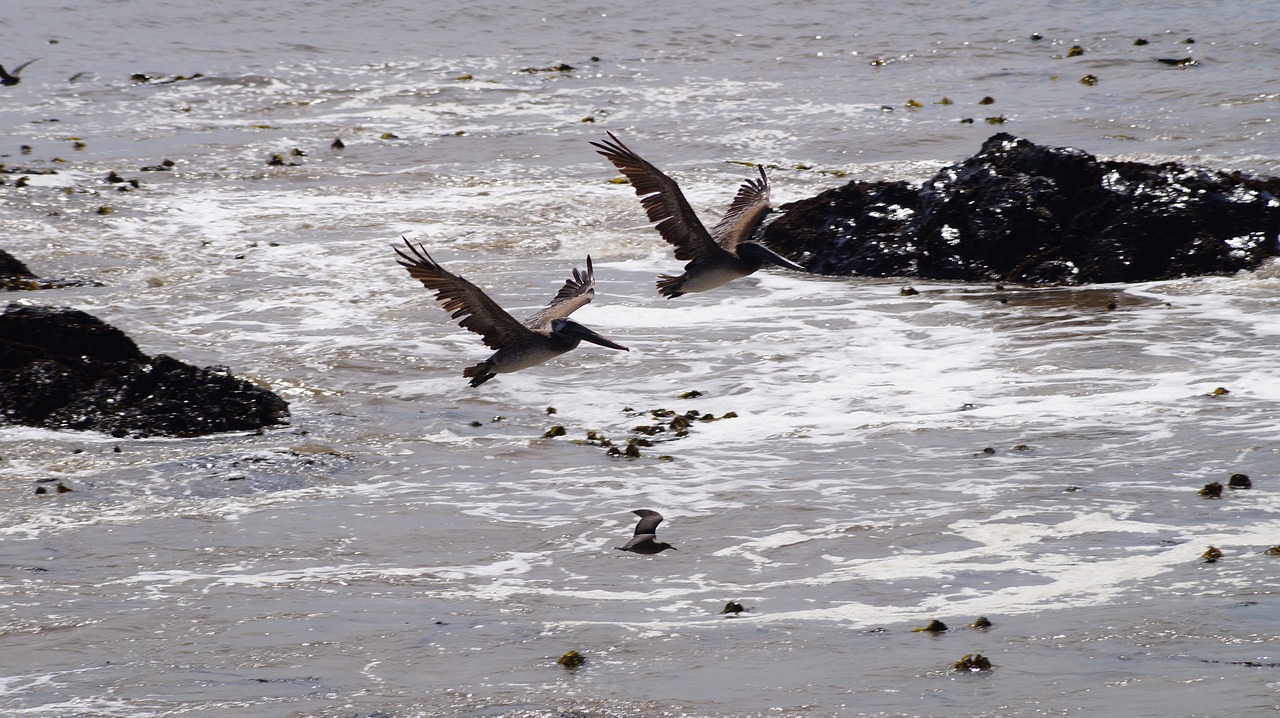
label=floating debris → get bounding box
[913,619,948,633]
[556,650,585,669]
[1201,546,1224,563]
[581,430,611,446]
[969,616,993,629]
[1199,481,1223,498]
[952,653,993,672]
[130,72,205,85]
[521,63,575,73]
[720,601,746,615]
[1228,473,1252,490]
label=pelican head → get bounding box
[551,318,629,352]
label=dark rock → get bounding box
[0,249,36,282]
[764,133,1280,284]
[0,304,289,437]
[2,248,102,291]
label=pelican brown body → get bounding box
[592,132,806,298]
[615,509,676,554]
[394,239,628,387]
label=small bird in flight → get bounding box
[615,509,677,554]
[1,59,38,86]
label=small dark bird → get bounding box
[0,59,38,86]
[592,131,806,298]
[615,509,676,554]
[394,238,628,387]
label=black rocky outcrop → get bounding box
[0,304,289,437]
[764,133,1280,284]
[2,248,102,290]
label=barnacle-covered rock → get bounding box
[764,134,1280,284]
[0,304,288,437]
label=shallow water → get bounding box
[3,1,1280,716]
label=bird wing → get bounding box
[631,509,664,536]
[620,535,657,551]
[592,132,728,264]
[394,238,533,350]
[522,256,597,330]
[9,58,38,75]
[709,165,771,251]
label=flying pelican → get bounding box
[614,509,677,554]
[0,59,38,86]
[394,239,628,387]
[592,131,805,298]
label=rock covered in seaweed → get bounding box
[0,304,289,437]
[763,133,1280,284]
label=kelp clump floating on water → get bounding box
[556,650,585,669]
[952,653,993,672]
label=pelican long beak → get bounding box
[562,323,629,351]
[738,242,806,272]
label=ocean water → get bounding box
[2,1,1280,716]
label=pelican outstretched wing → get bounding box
[523,256,597,329]
[592,132,727,264]
[709,165,771,250]
[394,238,532,350]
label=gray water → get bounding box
[2,1,1280,716]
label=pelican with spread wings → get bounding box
[592,132,805,298]
[395,239,628,387]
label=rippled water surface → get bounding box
[3,1,1280,716]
